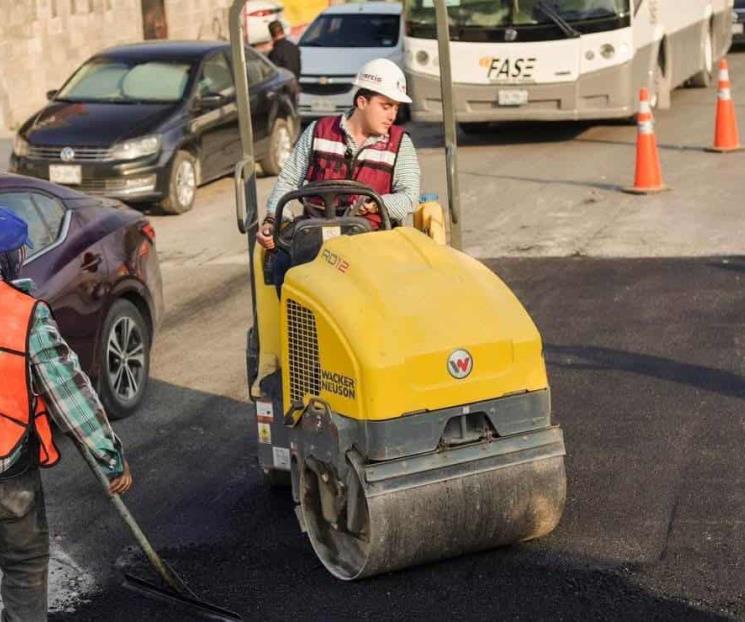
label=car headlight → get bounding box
[13,135,29,157]
[110,135,161,161]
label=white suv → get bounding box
[298,2,404,120]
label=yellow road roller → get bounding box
[227,0,566,581]
[241,181,566,580]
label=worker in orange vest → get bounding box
[0,207,132,622]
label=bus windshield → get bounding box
[405,0,630,34]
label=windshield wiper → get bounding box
[535,1,581,38]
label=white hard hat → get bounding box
[353,58,412,104]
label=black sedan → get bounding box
[10,41,298,214]
[1,173,163,418]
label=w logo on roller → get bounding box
[447,349,473,379]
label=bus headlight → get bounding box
[416,50,430,66]
[600,44,616,59]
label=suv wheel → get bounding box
[260,118,293,176]
[98,299,150,420]
[159,151,197,214]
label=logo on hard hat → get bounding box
[60,147,75,162]
[360,72,383,84]
[447,349,473,379]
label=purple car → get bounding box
[1,173,163,418]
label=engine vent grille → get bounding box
[287,299,321,404]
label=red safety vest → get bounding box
[304,115,406,229]
[0,281,60,468]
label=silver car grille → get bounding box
[27,145,111,162]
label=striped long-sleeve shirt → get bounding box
[265,112,421,223]
[0,294,124,478]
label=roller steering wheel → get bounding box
[272,180,391,254]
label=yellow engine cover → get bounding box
[280,228,547,422]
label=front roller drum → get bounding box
[300,454,566,580]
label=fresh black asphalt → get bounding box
[50,257,745,621]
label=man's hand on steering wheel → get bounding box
[351,196,380,216]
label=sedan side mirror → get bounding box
[46,89,59,101]
[197,93,226,111]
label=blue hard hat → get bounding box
[0,207,33,252]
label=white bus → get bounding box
[403,0,733,128]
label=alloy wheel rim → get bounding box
[176,160,196,208]
[276,126,292,169]
[107,316,145,402]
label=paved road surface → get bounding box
[51,257,745,621]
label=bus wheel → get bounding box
[459,122,492,135]
[689,23,714,88]
[651,48,671,110]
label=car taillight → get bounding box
[140,222,156,243]
[247,9,276,17]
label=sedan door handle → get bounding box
[81,252,102,272]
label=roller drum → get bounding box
[300,454,566,580]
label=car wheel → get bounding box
[98,299,150,420]
[689,23,714,88]
[159,151,197,214]
[260,118,293,176]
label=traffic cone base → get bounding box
[704,145,745,153]
[622,184,670,195]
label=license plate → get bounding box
[734,22,744,34]
[49,164,81,185]
[498,90,529,107]
[310,98,335,113]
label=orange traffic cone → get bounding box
[707,58,743,153]
[624,88,668,194]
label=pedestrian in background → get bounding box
[268,20,301,80]
[0,207,132,622]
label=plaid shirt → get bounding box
[0,294,124,478]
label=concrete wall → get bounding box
[0,0,235,132]
[164,0,231,42]
[0,0,142,131]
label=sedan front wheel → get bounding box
[159,150,197,214]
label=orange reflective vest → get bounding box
[0,280,60,468]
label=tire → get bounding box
[459,122,492,135]
[650,47,671,110]
[246,326,258,391]
[260,118,293,176]
[98,299,151,420]
[159,150,197,214]
[262,468,292,488]
[689,24,714,88]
